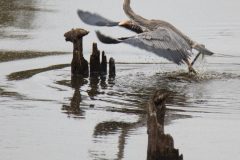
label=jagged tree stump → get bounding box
[101,51,107,75]
[147,90,183,160]
[109,57,116,77]
[64,28,89,76]
[90,43,101,75]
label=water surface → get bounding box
[0,0,240,160]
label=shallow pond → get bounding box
[0,0,240,160]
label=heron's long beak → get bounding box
[118,20,130,26]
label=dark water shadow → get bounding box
[5,63,227,159]
[90,90,187,160]
[60,75,112,118]
[0,0,54,39]
[87,74,111,99]
[91,114,146,160]
[87,71,206,159]
[61,76,88,118]
[9,64,231,159]
[0,86,26,100]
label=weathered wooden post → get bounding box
[101,51,107,75]
[90,42,101,75]
[147,90,183,160]
[64,28,89,76]
[109,57,116,77]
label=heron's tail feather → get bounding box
[193,44,215,56]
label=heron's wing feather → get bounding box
[96,31,122,44]
[77,10,119,26]
[124,27,192,65]
[96,28,193,65]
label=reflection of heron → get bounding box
[96,0,215,73]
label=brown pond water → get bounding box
[0,0,240,160]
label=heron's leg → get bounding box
[184,59,197,74]
[191,52,202,67]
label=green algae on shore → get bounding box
[0,51,70,63]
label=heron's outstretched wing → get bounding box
[77,10,119,26]
[96,31,122,44]
[96,28,192,65]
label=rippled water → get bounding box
[0,0,240,160]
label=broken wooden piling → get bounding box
[101,51,107,75]
[64,29,116,77]
[147,90,183,160]
[109,57,116,77]
[90,43,101,75]
[64,28,89,76]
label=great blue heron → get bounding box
[77,10,144,33]
[97,0,215,73]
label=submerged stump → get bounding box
[109,57,116,77]
[90,43,101,76]
[101,51,107,75]
[147,91,183,160]
[64,28,89,76]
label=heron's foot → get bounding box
[188,66,197,75]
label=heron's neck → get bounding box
[123,0,150,28]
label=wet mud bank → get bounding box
[7,64,70,81]
[0,51,70,63]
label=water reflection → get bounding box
[89,78,188,159]
[8,63,237,159]
[2,61,240,159]
[87,75,114,99]
[60,68,195,122]
[85,71,202,159]
[61,75,114,118]
[100,75,108,89]
[0,0,35,39]
[0,0,32,26]
[0,0,52,39]
[90,90,186,160]
[93,121,132,137]
[91,116,146,160]
[61,76,88,118]
[87,75,100,99]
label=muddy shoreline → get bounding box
[0,50,70,63]
[7,64,70,81]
